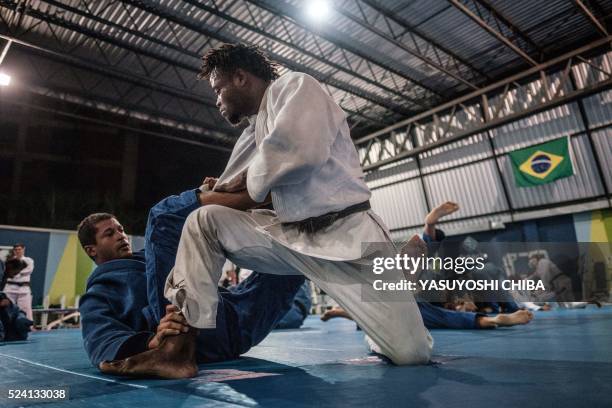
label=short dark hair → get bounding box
[198,43,280,82]
[13,243,25,249]
[77,213,116,248]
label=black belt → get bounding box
[283,201,371,234]
[6,281,30,287]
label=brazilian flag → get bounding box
[509,137,574,187]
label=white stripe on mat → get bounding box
[0,352,149,389]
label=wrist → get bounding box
[146,333,156,349]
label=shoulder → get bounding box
[86,254,146,289]
[269,72,322,94]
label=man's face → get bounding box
[210,70,250,126]
[13,246,24,258]
[85,218,132,264]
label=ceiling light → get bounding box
[0,72,10,86]
[305,0,330,22]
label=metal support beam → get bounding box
[124,0,413,121]
[1,0,398,135]
[180,0,422,112]
[361,0,489,81]
[246,0,445,99]
[0,37,11,63]
[473,0,543,56]
[356,37,612,171]
[0,34,217,112]
[574,0,608,37]
[570,68,611,197]
[0,1,239,144]
[44,0,396,124]
[334,1,480,90]
[448,0,538,66]
[4,97,233,152]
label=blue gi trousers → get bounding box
[144,190,305,362]
[275,281,311,330]
[418,301,480,329]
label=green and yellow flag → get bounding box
[509,137,574,187]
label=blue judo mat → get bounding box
[0,306,610,407]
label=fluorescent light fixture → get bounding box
[305,0,330,22]
[0,72,10,86]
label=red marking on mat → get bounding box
[196,369,280,382]
[343,356,385,365]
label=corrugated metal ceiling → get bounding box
[1,0,610,145]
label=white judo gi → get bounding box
[4,256,34,321]
[165,72,432,365]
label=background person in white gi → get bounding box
[103,43,432,377]
[4,243,34,321]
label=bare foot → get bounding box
[399,234,428,258]
[321,307,352,321]
[425,202,459,225]
[99,330,198,379]
[455,301,478,312]
[492,310,534,327]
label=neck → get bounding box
[247,80,270,116]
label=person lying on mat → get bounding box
[78,187,305,378]
[0,257,34,342]
[320,201,534,330]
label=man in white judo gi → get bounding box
[102,43,432,378]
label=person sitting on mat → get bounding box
[0,257,34,342]
[78,186,305,378]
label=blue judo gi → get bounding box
[275,281,312,329]
[416,229,482,329]
[80,189,305,366]
[0,292,32,341]
[416,229,520,328]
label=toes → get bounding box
[99,360,125,375]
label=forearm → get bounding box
[17,260,34,278]
[423,223,436,241]
[198,189,263,210]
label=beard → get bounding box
[222,91,252,126]
[226,111,243,125]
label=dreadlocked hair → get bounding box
[198,43,280,82]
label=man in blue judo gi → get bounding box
[0,257,34,342]
[78,188,305,378]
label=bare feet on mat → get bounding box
[99,330,198,379]
[477,310,534,328]
[455,300,478,313]
[321,307,352,321]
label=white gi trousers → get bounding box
[165,205,433,365]
[5,286,33,321]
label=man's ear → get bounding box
[84,245,97,260]
[233,68,248,87]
